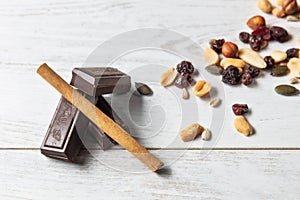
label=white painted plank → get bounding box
[1,150,300,199]
[0,0,300,148]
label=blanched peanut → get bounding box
[193,80,211,97]
[234,116,253,136]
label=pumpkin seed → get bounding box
[135,82,153,96]
[271,65,289,76]
[205,64,224,75]
[275,85,299,96]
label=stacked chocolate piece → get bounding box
[41,67,131,162]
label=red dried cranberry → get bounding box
[264,56,275,69]
[232,104,249,115]
[246,65,260,78]
[209,39,225,54]
[222,66,242,85]
[252,26,271,41]
[249,34,263,51]
[174,75,190,88]
[239,32,250,43]
[176,61,194,75]
[242,73,253,85]
[286,48,299,58]
[270,26,290,43]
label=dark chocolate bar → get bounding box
[41,95,128,161]
[71,67,131,96]
[40,97,88,161]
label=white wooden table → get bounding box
[1,0,300,199]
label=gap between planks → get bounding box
[1,147,300,150]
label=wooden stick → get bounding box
[37,63,164,172]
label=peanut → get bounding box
[272,7,286,18]
[257,0,273,13]
[180,123,204,142]
[193,80,211,97]
[276,0,285,6]
[160,67,178,87]
[270,50,288,63]
[234,116,253,136]
[287,58,300,78]
[220,58,246,69]
[204,47,220,65]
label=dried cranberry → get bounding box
[286,48,299,58]
[222,66,242,85]
[209,39,225,54]
[264,56,275,69]
[239,32,250,43]
[270,26,290,43]
[232,104,249,115]
[242,73,253,85]
[174,75,190,88]
[176,61,194,75]
[252,26,271,41]
[246,65,260,78]
[249,34,263,51]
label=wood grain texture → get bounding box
[1,150,300,199]
[1,0,300,198]
[0,0,299,148]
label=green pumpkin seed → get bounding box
[275,85,299,96]
[135,82,153,96]
[271,65,289,77]
[205,64,224,75]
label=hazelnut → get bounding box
[246,15,266,30]
[282,0,299,15]
[222,42,239,58]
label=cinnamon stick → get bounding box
[37,63,163,172]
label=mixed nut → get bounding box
[258,0,300,21]
[180,123,211,142]
[159,11,299,141]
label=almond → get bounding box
[160,67,178,87]
[204,47,220,65]
[180,123,204,142]
[246,15,266,30]
[238,48,267,69]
